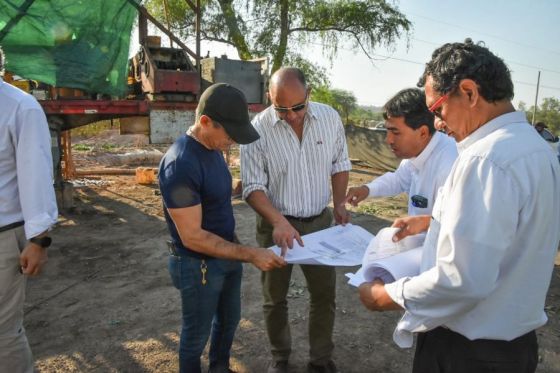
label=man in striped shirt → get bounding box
[241,67,351,373]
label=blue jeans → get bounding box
[168,255,243,373]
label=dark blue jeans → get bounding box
[168,255,242,373]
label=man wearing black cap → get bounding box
[158,83,286,373]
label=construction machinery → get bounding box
[0,0,268,207]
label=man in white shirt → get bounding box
[241,67,351,373]
[0,47,58,372]
[344,88,457,217]
[358,39,560,373]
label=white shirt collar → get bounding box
[409,131,444,171]
[457,111,527,153]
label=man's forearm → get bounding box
[246,190,288,226]
[332,171,349,206]
[181,227,258,262]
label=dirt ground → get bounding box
[25,132,560,372]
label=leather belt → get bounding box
[0,221,24,234]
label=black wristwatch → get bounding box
[30,236,52,248]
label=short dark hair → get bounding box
[0,46,4,75]
[417,38,514,103]
[383,88,436,134]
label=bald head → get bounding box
[269,67,307,94]
[268,67,310,128]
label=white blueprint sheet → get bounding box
[269,224,373,266]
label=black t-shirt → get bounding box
[158,135,234,259]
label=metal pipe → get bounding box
[532,71,541,125]
[196,0,201,74]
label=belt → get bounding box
[0,221,24,234]
[284,209,325,223]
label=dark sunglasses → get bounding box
[274,94,308,114]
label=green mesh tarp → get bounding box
[0,0,139,97]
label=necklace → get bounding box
[187,127,202,143]
[187,126,209,149]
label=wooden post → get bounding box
[61,130,76,179]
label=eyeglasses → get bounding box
[428,94,449,119]
[273,94,308,114]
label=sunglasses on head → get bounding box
[273,93,308,113]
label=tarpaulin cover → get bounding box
[345,125,400,172]
[0,0,139,96]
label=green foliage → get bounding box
[101,143,119,151]
[283,53,331,88]
[72,144,93,152]
[311,85,357,123]
[352,106,384,125]
[145,1,409,126]
[70,120,114,137]
[312,85,383,125]
[519,97,560,134]
[145,0,411,73]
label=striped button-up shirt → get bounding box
[241,102,351,218]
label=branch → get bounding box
[289,26,374,59]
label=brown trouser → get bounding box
[256,209,335,365]
[0,225,33,373]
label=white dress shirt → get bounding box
[241,102,351,217]
[385,111,560,348]
[366,131,457,216]
[0,78,58,239]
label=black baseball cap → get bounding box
[198,83,260,144]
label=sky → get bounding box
[141,0,560,108]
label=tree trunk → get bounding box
[271,0,289,73]
[216,0,252,60]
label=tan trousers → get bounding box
[0,226,33,373]
[257,209,336,365]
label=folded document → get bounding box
[346,227,424,286]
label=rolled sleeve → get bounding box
[240,140,269,200]
[331,119,351,175]
[384,277,408,309]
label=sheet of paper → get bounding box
[362,227,425,265]
[346,227,425,287]
[269,223,374,266]
[363,246,423,282]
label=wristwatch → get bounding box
[29,236,52,248]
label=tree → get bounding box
[311,85,357,124]
[518,97,560,134]
[145,0,411,73]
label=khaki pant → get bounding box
[0,226,33,373]
[257,209,336,365]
